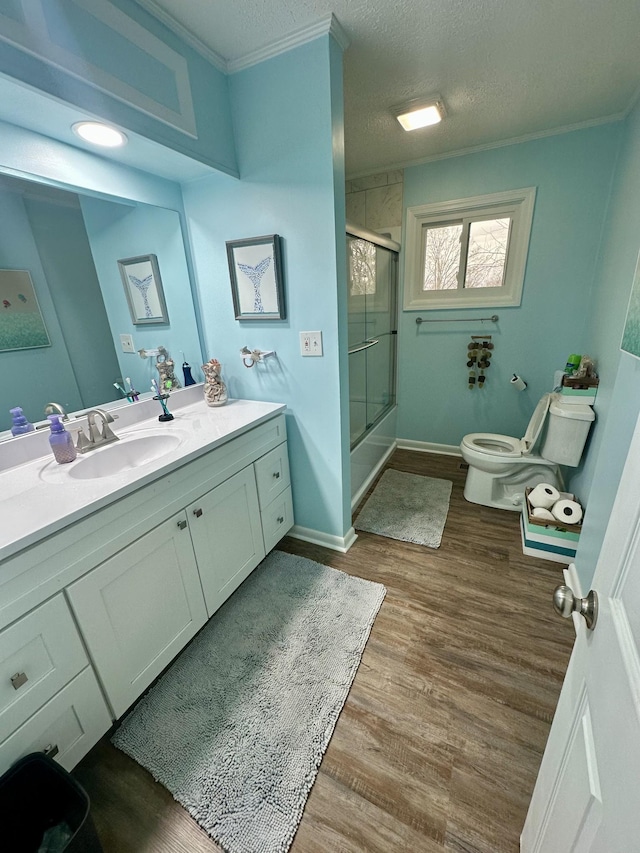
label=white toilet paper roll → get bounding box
[511,374,527,391]
[528,483,560,509]
[552,499,583,525]
[532,507,555,521]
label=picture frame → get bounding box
[117,254,169,325]
[226,234,285,320]
[0,269,51,352]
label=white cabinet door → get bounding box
[67,512,207,719]
[188,465,265,617]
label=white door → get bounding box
[522,410,640,851]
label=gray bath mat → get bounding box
[112,550,385,853]
[356,469,453,548]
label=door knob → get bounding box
[553,585,598,630]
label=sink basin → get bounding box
[40,430,184,482]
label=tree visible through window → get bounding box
[423,217,511,292]
[349,237,376,296]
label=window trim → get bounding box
[403,187,536,310]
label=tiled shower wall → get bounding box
[345,170,404,232]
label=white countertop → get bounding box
[0,394,285,563]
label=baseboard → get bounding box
[351,441,397,510]
[396,438,462,457]
[288,524,358,554]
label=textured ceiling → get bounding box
[141,0,640,177]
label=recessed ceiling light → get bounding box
[394,98,446,131]
[72,121,128,148]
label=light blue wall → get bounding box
[398,125,622,458]
[182,36,351,539]
[0,0,237,175]
[80,196,203,395]
[24,195,120,412]
[570,100,640,588]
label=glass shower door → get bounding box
[347,230,398,448]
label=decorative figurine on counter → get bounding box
[202,359,228,407]
[156,347,181,393]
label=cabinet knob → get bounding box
[177,520,187,530]
[273,471,280,479]
[277,516,284,524]
[43,743,59,758]
[193,508,203,518]
[10,672,28,690]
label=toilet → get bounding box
[460,393,595,511]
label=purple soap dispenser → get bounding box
[9,407,34,436]
[48,415,77,464]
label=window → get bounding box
[404,187,536,310]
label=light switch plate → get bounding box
[120,334,135,353]
[300,331,323,356]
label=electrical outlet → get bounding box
[120,334,135,353]
[300,331,323,356]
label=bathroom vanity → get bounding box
[0,393,293,775]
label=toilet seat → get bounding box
[461,394,552,459]
[462,433,522,457]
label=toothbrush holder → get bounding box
[153,394,174,421]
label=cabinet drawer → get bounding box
[0,595,88,744]
[254,442,290,509]
[261,487,294,553]
[0,667,112,776]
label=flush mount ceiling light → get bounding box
[72,121,128,148]
[393,97,446,131]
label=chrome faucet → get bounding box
[76,408,119,453]
[44,402,68,420]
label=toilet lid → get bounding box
[462,433,522,457]
[521,393,551,454]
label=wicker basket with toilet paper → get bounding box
[520,484,583,564]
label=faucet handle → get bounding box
[75,429,93,452]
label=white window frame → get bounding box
[403,187,536,310]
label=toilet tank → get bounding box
[541,398,595,467]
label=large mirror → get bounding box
[0,173,203,436]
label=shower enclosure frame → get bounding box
[347,222,400,451]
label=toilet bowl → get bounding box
[460,394,594,511]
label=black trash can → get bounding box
[0,752,103,852]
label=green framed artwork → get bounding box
[0,270,50,352]
[621,251,640,359]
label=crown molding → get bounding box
[134,0,228,72]
[346,112,627,180]
[227,14,349,74]
[134,4,348,76]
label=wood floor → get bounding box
[74,450,575,853]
